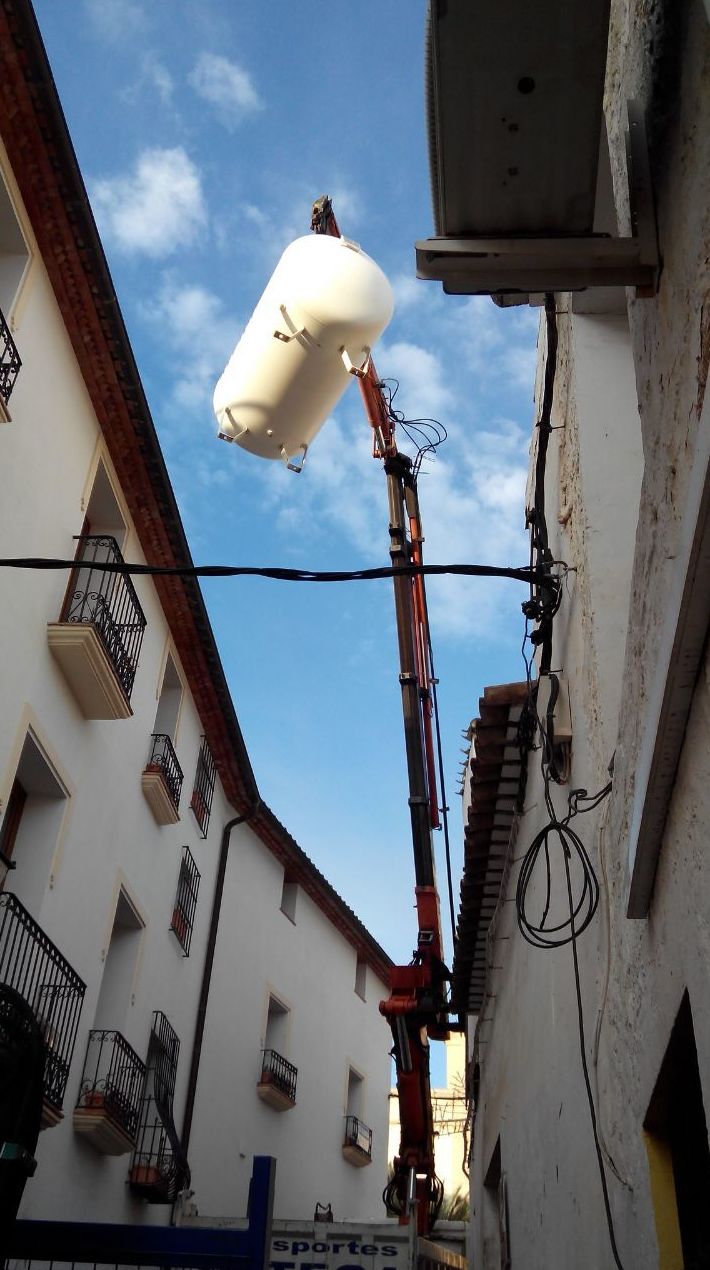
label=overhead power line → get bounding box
[0,557,544,586]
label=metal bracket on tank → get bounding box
[281,443,308,474]
[340,346,371,378]
[273,304,319,346]
[218,407,248,443]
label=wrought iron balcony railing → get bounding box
[0,303,21,407]
[76,1029,146,1143]
[129,1011,189,1203]
[146,734,183,813]
[259,1048,297,1104]
[0,891,85,1112]
[60,535,146,701]
[344,1114,373,1158]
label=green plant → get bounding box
[438,1188,470,1221]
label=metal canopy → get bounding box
[420,0,658,300]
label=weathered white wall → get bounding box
[468,4,710,1265]
[191,830,391,1221]
[0,138,391,1227]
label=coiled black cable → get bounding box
[515,814,599,951]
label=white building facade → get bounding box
[449,2,710,1268]
[0,0,391,1229]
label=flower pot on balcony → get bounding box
[82,1091,106,1108]
[128,1163,167,1192]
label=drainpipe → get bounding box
[180,799,262,1163]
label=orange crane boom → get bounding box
[311,196,451,1234]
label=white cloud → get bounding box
[144,58,174,106]
[257,410,383,558]
[83,0,146,41]
[501,342,538,391]
[325,184,363,231]
[391,272,432,311]
[251,372,530,644]
[410,432,529,639]
[378,340,454,425]
[211,179,365,269]
[90,148,207,258]
[120,57,175,110]
[140,277,241,415]
[188,52,263,129]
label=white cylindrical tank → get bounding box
[213,234,393,467]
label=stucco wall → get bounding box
[468,4,710,1265]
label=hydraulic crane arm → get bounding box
[312,196,451,1234]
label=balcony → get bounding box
[0,303,21,421]
[73,1029,146,1155]
[0,891,86,1127]
[47,535,146,720]
[257,1048,297,1111]
[342,1115,373,1167]
[142,734,183,825]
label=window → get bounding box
[170,847,200,956]
[264,994,289,1056]
[644,992,710,1270]
[190,738,216,838]
[0,731,68,915]
[93,888,144,1033]
[346,1066,364,1119]
[154,652,183,742]
[81,461,128,549]
[0,170,29,411]
[280,875,297,923]
[483,1138,511,1270]
[0,776,26,884]
[355,958,367,1001]
[0,169,30,318]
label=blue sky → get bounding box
[34,1,538,982]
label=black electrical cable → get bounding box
[515,812,599,950]
[0,557,542,585]
[515,708,624,1268]
[515,292,626,1268]
[563,844,626,1270]
[379,378,448,479]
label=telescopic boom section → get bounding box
[312,196,450,1234]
